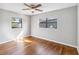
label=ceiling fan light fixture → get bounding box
[31,9,35,11]
[32,11,34,13]
[23,3,43,13]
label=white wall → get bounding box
[31,6,77,46]
[0,9,30,43]
[77,4,79,53]
[0,5,78,48]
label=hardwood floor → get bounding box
[0,36,78,55]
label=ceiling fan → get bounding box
[22,3,43,13]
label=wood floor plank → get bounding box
[0,36,78,55]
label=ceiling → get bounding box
[0,3,77,15]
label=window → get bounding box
[11,17,22,28]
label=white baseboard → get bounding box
[0,35,78,49]
[0,39,16,44]
[77,47,79,54]
[0,35,30,44]
[31,35,77,48]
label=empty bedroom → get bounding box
[0,3,79,55]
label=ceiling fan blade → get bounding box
[22,8,31,10]
[35,9,43,12]
[34,4,42,8]
[24,3,32,8]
